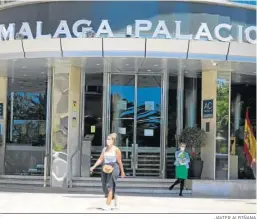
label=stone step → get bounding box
[72,177,178,183]
[0,175,192,195]
[0,184,191,196]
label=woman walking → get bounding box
[169,143,190,196]
[90,133,125,210]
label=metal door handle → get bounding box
[131,144,138,169]
[134,144,138,169]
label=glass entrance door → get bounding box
[109,74,162,177]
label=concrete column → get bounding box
[0,76,7,175]
[201,70,217,180]
[50,63,82,187]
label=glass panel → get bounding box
[136,75,161,177]
[110,74,135,177]
[6,77,47,175]
[215,72,230,180]
[231,71,256,179]
[84,73,103,178]
[136,75,161,147]
[84,73,103,147]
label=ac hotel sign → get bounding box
[0,19,256,44]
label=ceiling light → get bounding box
[21,66,26,69]
[125,64,130,66]
[154,64,158,67]
[147,69,151,72]
[24,74,27,76]
[96,64,100,66]
[41,72,45,74]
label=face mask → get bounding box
[106,139,112,146]
[180,147,185,151]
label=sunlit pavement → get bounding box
[0,192,256,213]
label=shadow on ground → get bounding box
[0,186,255,200]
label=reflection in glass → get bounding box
[110,74,162,177]
[12,120,45,145]
[6,78,47,175]
[8,92,46,145]
[110,75,135,177]
[12,92,46,120]
[216,74,230,180]
[135,75,161,177]
[110,75,135,148]
[136,75,161,147]
[231,74,256,179]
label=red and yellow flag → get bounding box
[243,109,256,165]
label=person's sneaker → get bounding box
[169,185,174,191]
[102,203,111,211]
[113,195,119,209]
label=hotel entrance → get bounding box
[108,74,163,177]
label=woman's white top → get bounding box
[103,147,117,164]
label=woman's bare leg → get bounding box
[106,189,113,205]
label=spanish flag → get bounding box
[243,109,256,166]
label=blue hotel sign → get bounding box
[203,99,213,119]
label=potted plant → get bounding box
[178,127,207,179]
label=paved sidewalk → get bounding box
[0,191,256,213]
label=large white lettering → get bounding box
[135,20,152,38]
[0,23,15,40]
[72,19,92,37]
[19,22,33,39]
[0,19,255,44]
[237,25,244,43]
[175,21,192,40]
[214,23,233,42]
[245,26,257,44]
[95,20,113,38]
[36,21,51,39]
[53,20,72,38]
[195,23,213,41]
[152,21,171,38]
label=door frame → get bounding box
[105,72,166,178]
